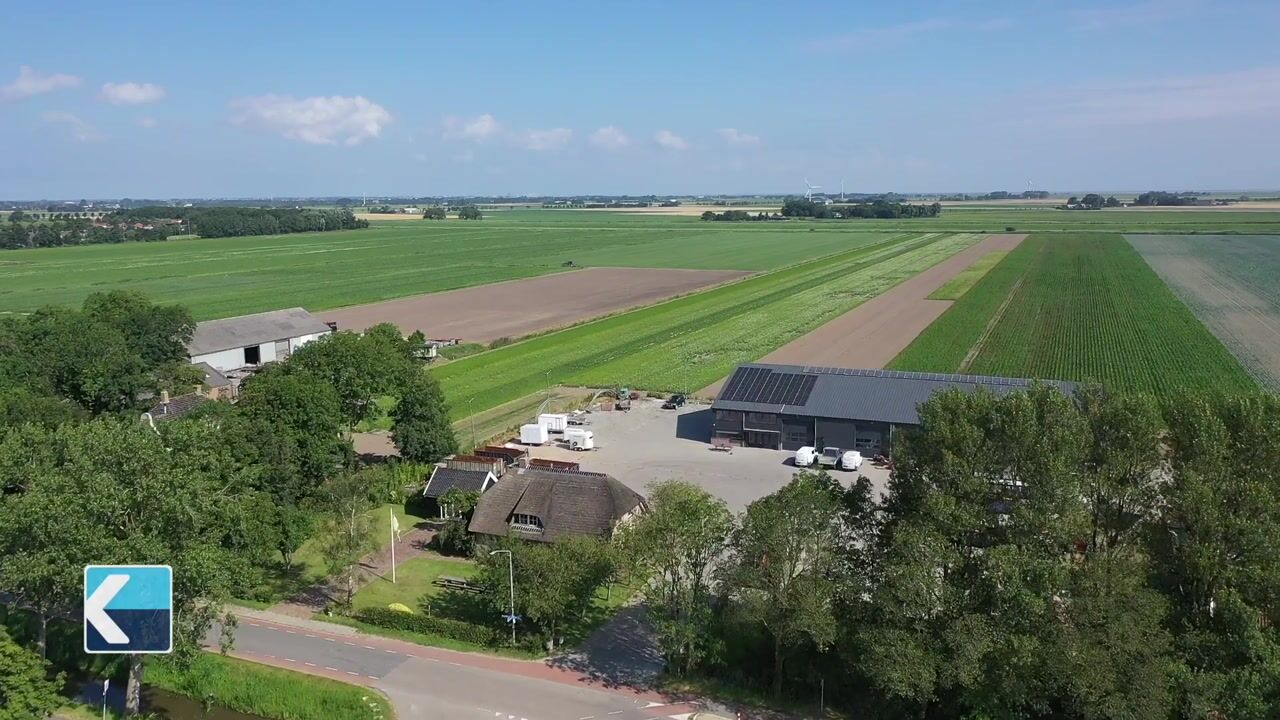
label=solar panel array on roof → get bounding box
[720,366,817,406]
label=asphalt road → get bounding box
[211,612,695,720]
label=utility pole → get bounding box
[467,397,477,450]
[489,549,517,644]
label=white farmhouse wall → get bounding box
[190,348,250,373]
[191,331,329,373]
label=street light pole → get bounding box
[467,397,476,450]
[489,549,516,644]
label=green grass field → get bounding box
[433,232,985,416]
[0,213,899,319]
[928,250,1008,300]
[6,208,1280,320]
[889,233,1258,395]
[147,653,393,720]
[352,555,477,612]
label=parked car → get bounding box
[794,446,817,467]
[819,446,842,468]
[839,450,864,471]
[662,393,687,410]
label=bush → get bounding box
[355,606,502,646]
[1005,226,1017,232]
[488,336,515,349]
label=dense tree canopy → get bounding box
[112,206,367,237]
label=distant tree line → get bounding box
[1,215,171,250]
[455,205,483,220]
[699,210,785,222]
[1065,194,1122,210]
[781,198,942,219]
[938,190,1051,201]
[1135,191,1201,206]
[111,206,368,238]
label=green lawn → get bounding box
[928,250,1008,300]
[352,554,478,612]
[258,503,429,602]
[433,232,985,416]
[7,207,1277,320]
[889,233,1259,395]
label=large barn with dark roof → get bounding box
[711,363,1076,453]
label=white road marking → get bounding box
[346,671,359,676]
[325,666,340,672]
[283,658,295,663]
[450,661,462,666]
[305,634,316,638]
[608,712,623,716]
[580,716,595,720]
[344,641,356,646]
[325,638,336,642]
[285,630,296,634]
[363,645,375,649]
[304,662,316,667]
[383,649,398,654]
[367,675,378,679]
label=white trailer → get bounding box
[538,413,569,433]
[520,423,550,445]
[564,428,595,451]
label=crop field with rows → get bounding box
[889,232,1257,395]
[1128,234,1280,391]
[433,232,984,417]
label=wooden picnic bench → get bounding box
[433,575,482,593]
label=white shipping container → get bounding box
[520,423,549,445]
[538,413,569,432]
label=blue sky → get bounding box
[2,0,1278,198]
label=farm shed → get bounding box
[187,307,333,372]
[422,466,498,519]
[711,363,1076,453]
[468,467,646,543]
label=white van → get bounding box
[794,446,817,467]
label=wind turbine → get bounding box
[804,178,821,201]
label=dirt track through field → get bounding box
[701,233,1027,395]
[322,266,750,343]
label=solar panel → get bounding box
[759,371,783,403]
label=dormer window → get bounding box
[511,514,543,531]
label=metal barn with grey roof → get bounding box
[187,307,333,373]
[711,363,1076,452]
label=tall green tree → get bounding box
[617,480,732,675]
[316,471,379,608]
[1153,393,1280,719]
[0,628,64,720]
[392,373,458,462]
[478,537,616,650]
[286,329,416,426]
[722,470,845,697]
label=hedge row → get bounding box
[354,607,502,646]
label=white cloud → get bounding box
[0,65,82,102]
[443,113,502,141]
[655,129,688,150]
[1033,65,1280,126]
[101,81,166,105]
[136,116,158,129]
[589,126,630,149]
[808,17,1010,53]
[42,111,102,142]
[230,95,391,145]
[717,127,760,146]
[517,127,573,151]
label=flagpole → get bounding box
[390,507,396,584]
